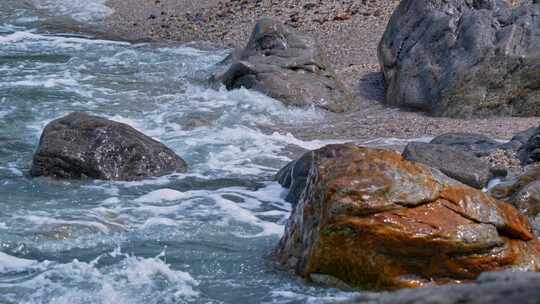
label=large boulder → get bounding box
[402,142,492,189]
[378,0,540,117]
[430,133,500,157]
[341,271,540,304]
[275,144,540,291]
[30,112,187,181]
[215,18,353,112]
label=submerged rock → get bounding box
[31,112,187,181]
[402,142,492,189]
[276,144,540,290]
[215,18,353,112]
[379,0,540,117]
[341,271,540,304]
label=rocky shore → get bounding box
[104,0,539,143]
[96,0,540,302]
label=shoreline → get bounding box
[103,0,540,143]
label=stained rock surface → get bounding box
[276,144,540,290]
[31,112,187,181]
[216,18,353,112]
[379,0,540,117]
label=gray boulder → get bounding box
[379,0,540,117]
[31,112,187,181]
[519,125,540,164]
[500,127,537,151]
[341,271,540,304]
[430,133,500,157]
[216,18,353,112]
[403,142,492,189]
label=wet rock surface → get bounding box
[379,0,540,118]
[275,151,312,207]
[402,142,492,189]
[275,144,540,290]
[490,165,540,218]
[341,271,540,304]
[30,112,187,181]
[215,18,353,112]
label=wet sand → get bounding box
[104,0,540,142]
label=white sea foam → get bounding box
[0,163,23,176]
[0,31,128,45]
[2,249,199,304]
[32,0,114,23]
[134,189,190,203]
[361,136,434,146]
[20,215,123,234]
[0,251,38,272]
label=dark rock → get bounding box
[275,151,312,206]
[30,112,187,181]
[430,133,499,157]
[215,18,353,112]
[489,165,540,218]
[341,271,540,304]
[402,142,492,189]
[379,0,540,117]
[500,127,537,151]
[276,144,540,291]
[519,125,540,165]
[512,180,540,217]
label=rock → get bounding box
[430,133,500,157]
[500,127,537,151]
[489,165,540,218]
[275,151,312,207]
[378,0,540,117]
[402,142,492,189]
[519,125,540,165]
[340,271,540,304]
[275,144,540,291]
[481,148,522,178]
[30,112,187,181]
[215,18,353,112]
[512,180,540,217]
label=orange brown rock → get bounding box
[275,144,540,290]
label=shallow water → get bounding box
[0,1,363,303]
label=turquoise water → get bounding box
[0,1,355,303]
